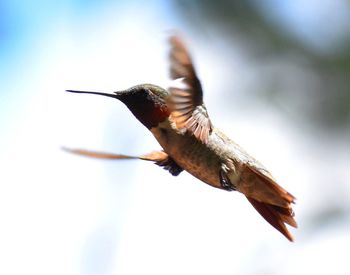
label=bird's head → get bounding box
[66,84,170,129]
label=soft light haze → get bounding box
[1,1,349,275]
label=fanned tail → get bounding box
[247,197,297,242]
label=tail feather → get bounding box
[247,197,297,242]
[269,204,297,228]
[243,164,296,207]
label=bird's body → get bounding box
[66,35,297,241]
[153,119,245,190]
[151,119,224,189]
[151,99,294,209]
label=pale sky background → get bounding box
[1,1,350,275]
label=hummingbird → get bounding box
[65,35,297,241]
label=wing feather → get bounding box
[168,35,213,144]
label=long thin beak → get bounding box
[65,90,118,99]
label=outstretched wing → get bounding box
[168,35,213,144]
[62,147,183,176]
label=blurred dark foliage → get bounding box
[173,0,350,135]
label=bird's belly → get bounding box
[151,126,222,189]
[174,146,222,189]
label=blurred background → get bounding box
[1,0,350,274]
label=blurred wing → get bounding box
[62,147,183,176]
[141,151,183,176]
[62,147,137,159]
[168,35,213,144]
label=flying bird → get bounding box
[65,35,297,241]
